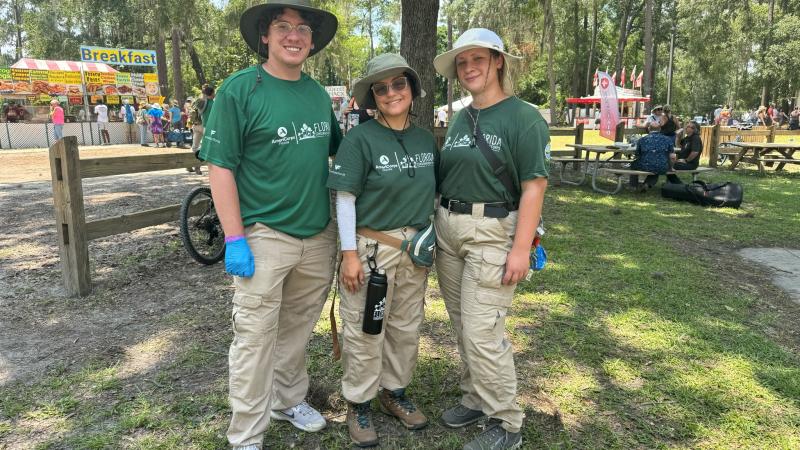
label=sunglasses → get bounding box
[371,77,409,97]
[271,21,313,38]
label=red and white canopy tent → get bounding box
[11,58,118,73]
[566,86,650,128]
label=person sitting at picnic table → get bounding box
[629,121,675,191]
[790,106,800,131]
[659,104,679,140]
[644,105,663,129]
[666,120,702,184]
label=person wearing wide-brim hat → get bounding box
[327,52,436,447]
[199,1,343,448]
[432,28,550,450]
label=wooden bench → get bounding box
[669,167,715,180]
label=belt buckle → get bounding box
[447,198,457,212]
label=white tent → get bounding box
[436,95,473,113]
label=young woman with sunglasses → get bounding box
[326,53,437,447]
[432,28,550,450]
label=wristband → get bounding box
[225,235,245,243]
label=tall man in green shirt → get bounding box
[199,2,341,448]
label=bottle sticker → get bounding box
[373,297,385,321]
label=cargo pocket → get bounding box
[476,248,514,307]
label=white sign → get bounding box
[325,85,348,99]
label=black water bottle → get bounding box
[362,269,387,335]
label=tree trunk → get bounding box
[182,31,207,87]
[613,0,633,77]
[156,29,169,100]
[368,0,375,60]
[545,0,558,125]
[585,0,598,95]
[642,0,654,109]
[171,27,185,104]
[13,0,24,59]
[760,0,775,106]
[400,0,439,132]
[447,11,453,121]
[570,0,583,97]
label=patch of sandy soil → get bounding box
[0,145,221,386]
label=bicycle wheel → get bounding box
[180,186,225,265]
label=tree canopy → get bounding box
[2,0,798,121]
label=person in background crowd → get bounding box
[660,104,679,141]
[667,120,703,184]
[169,100,184,145]
[789,106,800,131]
[190,84,215,155]
[148,103,165,148]
[137,103,151,147]
[719,105,731,126]
[645,105,663,129]
[94,99,110,145]
[119,99,137,144]
[713,105,722,124]
[343,96,374,132]
[433,27,549,450]
[437,107,447,127]
[327,53,436,447]
[50,99,65,141]
[629,121,674,191]
[770,104,781,125]
[199,1,342,448]
[757,105,771,126]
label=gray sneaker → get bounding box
[463,420,521,450]
[441,404,486,428]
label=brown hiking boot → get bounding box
[347,401,378,447]
[378,388,428,430]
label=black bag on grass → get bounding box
[661,180,743,208]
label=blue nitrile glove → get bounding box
[531,243,547,271]
[224,236,254,277]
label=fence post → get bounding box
[49,136,91,296]
[45,123,51,148]
[767,124,775,143]
[614,121,625,142]
[709,122,720,168]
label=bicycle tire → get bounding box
[180,186,225,265]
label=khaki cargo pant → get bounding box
[227,222,337,447]
[340,228,427,404]
[434,205,523,433]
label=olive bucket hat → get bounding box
[352,53,425,110]
[433,28,521,96]
[240,0,338,58]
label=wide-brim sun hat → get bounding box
[651,105,663,113]
[240,0,338,58]
[433,28,521,96]
[352,53,425,110]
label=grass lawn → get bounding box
[2,164,800,449]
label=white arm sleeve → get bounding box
[336,191,357,251]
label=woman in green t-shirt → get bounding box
[327,53,437,447]
[432,28,550,450]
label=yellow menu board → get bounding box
[29,70,48,81]
[48,71,67,83]
[115,72,131,84]
[11,68,30,81]
[0,68,10,80]
[64,72,82,84]
[101,72,116,84]
[105,95,120,105]
[85,71,103,84]
[143,73,158,83]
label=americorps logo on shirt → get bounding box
[374,152,435,173]
[272,121,331,145]
[204,129,221,145]
[442,133,502,152]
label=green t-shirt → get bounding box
[200,65,342,238]
[327,119,437,230]
[438,96,550,204]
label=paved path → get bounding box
[739,248,800,303]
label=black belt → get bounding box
[440,198,517,218]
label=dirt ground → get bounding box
[0,144,218,386]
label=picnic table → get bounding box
[553,144,713,194]
[724,142,800,174]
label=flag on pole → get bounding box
[630,65,637,83]
[593,69,598,87]
[621,67,626,87]
[611,71,617,85]
[598,71,619,141]
[636,70,643,88]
